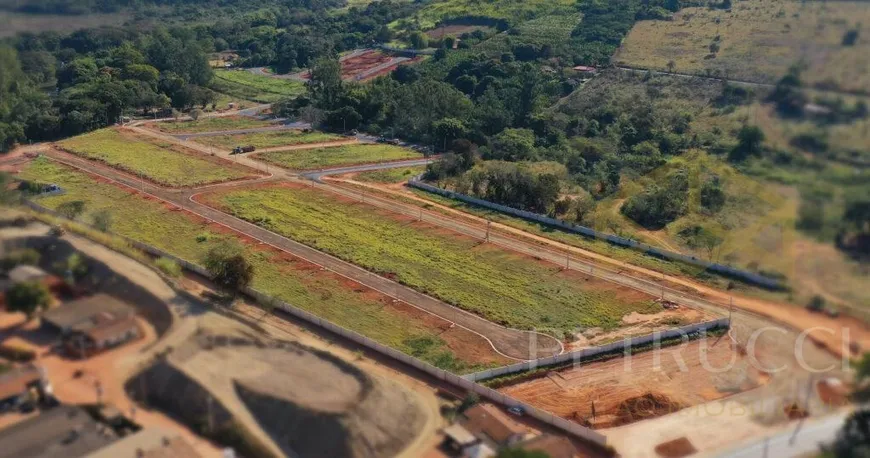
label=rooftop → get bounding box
[443,423,478,447]
[460,404,526,446]
[517,434,580,458]
[7,265,49,285]
[42,294,135,332]
[0,405,117,458]
[85,428,201,458]
[0,364,43,401]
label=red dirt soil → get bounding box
[359,56,424,82]
[340,50,393,79]
[498,337,769,429]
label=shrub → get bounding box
[806,295,825,313]
[0,344,36,362]
[0,248,41,271]
[155,257,182,278]
[842,29,860,46]
[6,281,51,318]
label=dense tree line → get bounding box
[0,25,216,150]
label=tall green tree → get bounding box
[204,241,254,298]
[6,281,51,319]
[309,57,344,111]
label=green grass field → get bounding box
[20,158,493,373]
[476,13,581,57]
[256,144,421,170]
[56,128,254,187]
[616,0,870,92]
[210,70,306,103]
[354,166,426,184]
[193,130,343,150]
[392,0,576,30]
[153,116,276,134]
[202,185,661,332]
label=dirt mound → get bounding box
[614,392,684,426]
[237,370,426,458]
[126,360,275,457]
[169,331,428,458]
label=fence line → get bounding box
[463,318,730,383]
[408,179,783,290]
[22,200,608,447]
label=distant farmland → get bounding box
[616,0,870,92]
[56,128,259,187]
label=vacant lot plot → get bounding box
[398,0,576,30]
[210,69,305,103]
[149,116,276,134]
[20,158,503,373]
[425,24,494,39]
[354,165,426,184]
[198,183,661,333]
[193,130,343,150]
[616,0,870,92]
[340,50,393,80]
[256,143,421,170]
[498,337,768,429]
[55,128,259,187]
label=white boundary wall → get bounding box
[23,201,609,447]
[408,179,783,290]
[462,318,730,383]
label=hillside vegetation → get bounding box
[616,0,870,93]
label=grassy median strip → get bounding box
[193,130,343,150]
[204,184,662,332]
[20,158,487,373]
[256,144,420,170]
[210,70,305,103]
[56,128,253,187]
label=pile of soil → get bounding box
[654,437,697,458]
[236,367,426,458]
[613,392,684,426]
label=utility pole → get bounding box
[661,271,665,301]
[729,296,734,322]
[565,251,570,270]
[207,395,214,434]
[485,220,491,242]
[418,207,423,222]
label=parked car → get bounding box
[386,138,400,145]
[231,145,256,154]
[507,406,525,416]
